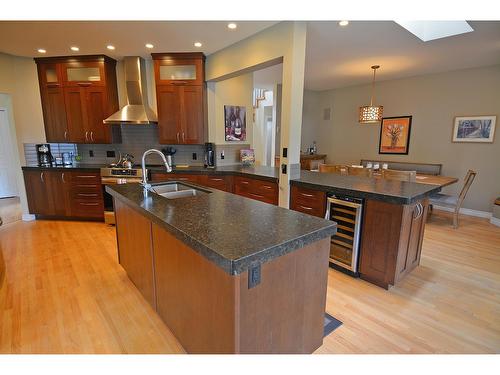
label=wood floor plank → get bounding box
[0,211,499,353]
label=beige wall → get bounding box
[302,64,500,212]
[207,73,254,145]
[206,21,307,207]
[0,53,46,216]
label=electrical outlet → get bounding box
[192,152,197,160]
[106,150,116,158]
[220,150,225,160]
[248,264,261,289]
[89,150,94,157]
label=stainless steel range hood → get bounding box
[104,56,157,125]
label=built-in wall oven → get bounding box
[325,194,364,275]
[100,167,146,224]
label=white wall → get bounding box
[301,64,500,212]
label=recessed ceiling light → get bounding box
[70,46,79,52]
[106,45,115,50]
[227,23,237,29]
[339,20,349,27]
[37,48,46,54]
[145,43,154,49]
[194,42,202,48]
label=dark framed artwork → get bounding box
[224,105,246,141]
[378,116,412,155]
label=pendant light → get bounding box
[359,65,383,124]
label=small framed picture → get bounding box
[378,116,412,155]
[452,116,496,143]
[224,105,247,141]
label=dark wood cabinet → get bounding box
[23,169,103,219]
[35,55,120,144]
[290,185,327,218]
[152,53,206,145]
[234,176,278,205]
[359,198,428,289]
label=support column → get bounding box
[278,22,307,208]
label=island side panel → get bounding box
[151,223,239,354]
[114,199,156,308]
[238,237,331,354]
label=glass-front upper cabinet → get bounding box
[37,63,63,87]
[153,55,204,86]
[62,62,105,86]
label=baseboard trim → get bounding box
[433,205,492,219]
[490,217,500,227]
[22,214,36,222]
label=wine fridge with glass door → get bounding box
[325,194,364,276]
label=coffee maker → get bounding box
[36,144,53,167]
[204,142,215,168]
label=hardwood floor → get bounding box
[0,211,499,354]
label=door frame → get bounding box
[0,108,19,198]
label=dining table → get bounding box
[371,172,459,188]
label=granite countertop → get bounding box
[106,183,336,275]
[291,170,442,204]
[22,163,106,172]
[149,165,280,181]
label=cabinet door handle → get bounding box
[77,82,92,87]
[90,131,94,142]
[46,83,60,88]
[85,131,89,141]
[241,181,249,185]
[80,202,99,206]
[61,173,66,183]
[176,132,180,143]
[248,192,264,199]
[298,205,313,210]
[300,192,314,197]
[182,132,185,143]
[40,172,44,183]
[78,193,98,197]
[413,203,423,219]
[76,175,96,178]
[209,178,223,181]
[64,130,68,140]
[261,185,272,190]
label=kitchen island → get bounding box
[106,182,336,354]
[290,171,442,289]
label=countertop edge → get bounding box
[290,179,442,204]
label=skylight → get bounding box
[395,21,473,42]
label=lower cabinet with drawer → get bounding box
[23,169,104,220]
[234,176,278,205]
[290,185,327,218]
[150,172,200,184]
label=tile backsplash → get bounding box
[24,125,251,167]
[24,143,77,166]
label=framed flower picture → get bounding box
[379,116,412,155]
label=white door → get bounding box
[0,109,18,198]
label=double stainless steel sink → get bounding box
[148,182,210,199]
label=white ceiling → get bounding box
[305,21,500,91]
[0,21,277,58]
[0,21,499,91]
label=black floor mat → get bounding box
[324,312,342,337]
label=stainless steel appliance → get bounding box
[204,142,215,168]
[36,144,53,167]
[325,194,364,275]
[101,167,146,224]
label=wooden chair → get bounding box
[347,166,373,177]
[319,164,348,175]
[429,170,477,228]
[381,169,417,182]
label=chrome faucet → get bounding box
[141,149,172,188]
